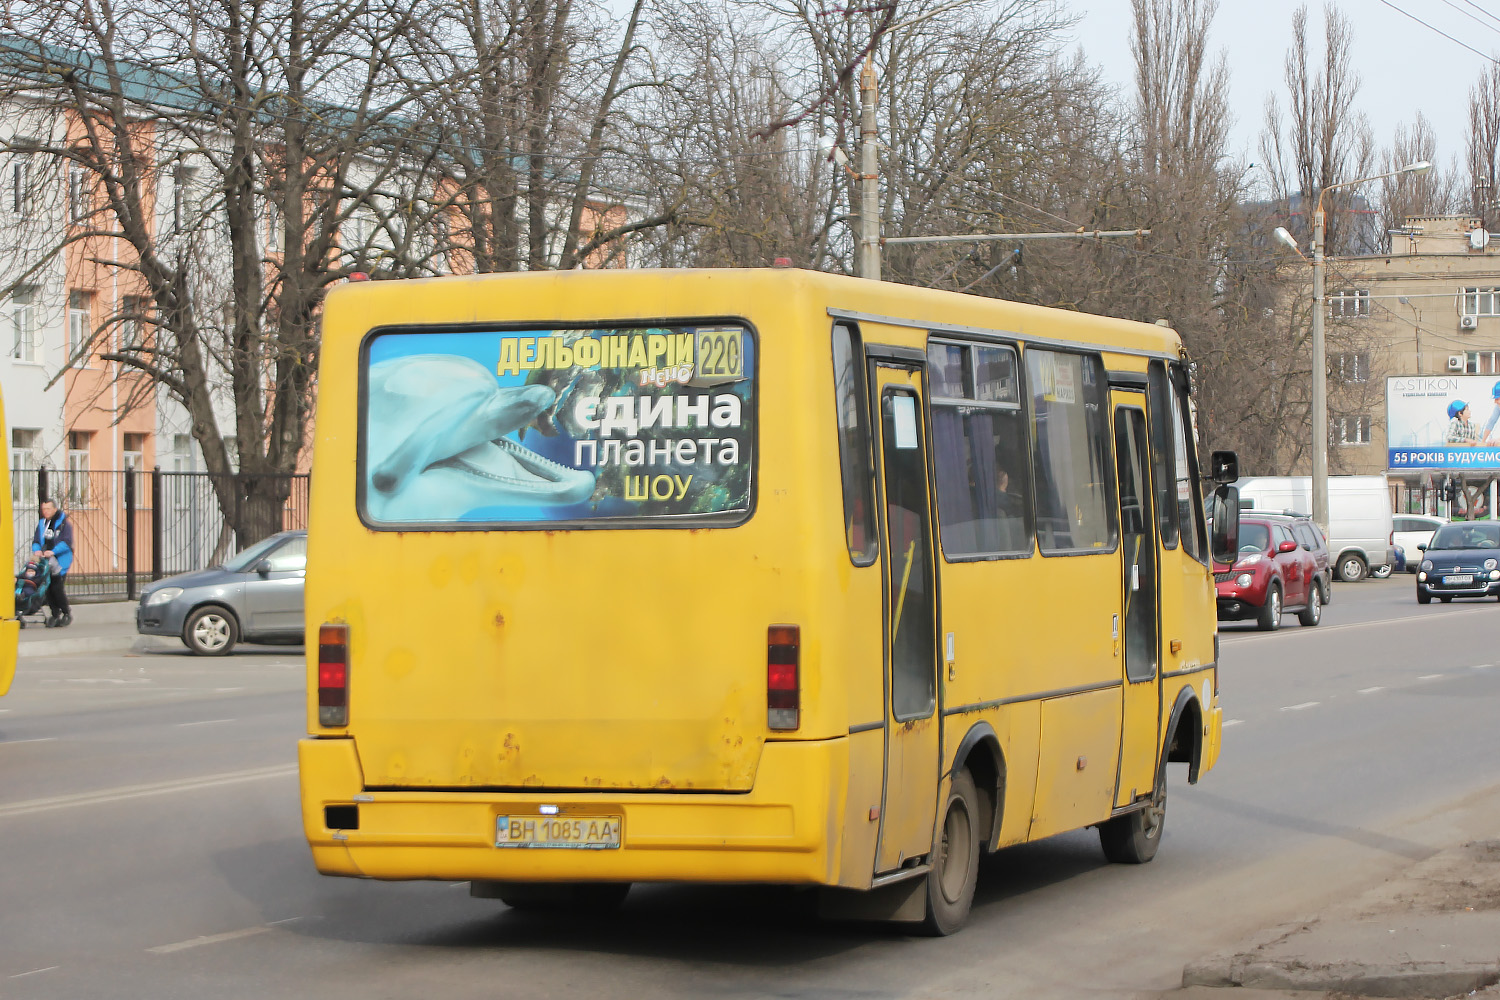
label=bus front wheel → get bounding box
[920,769,981,936]
[1099,782,1165,865]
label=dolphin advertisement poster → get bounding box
[362,325,756,525]
[1387,374,1500,471]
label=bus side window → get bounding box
[927,338,1032,558]
[1147,361,1180,549]
[832,323,877,564]
[1169,365,1209,562]
[1026,349,1117,554]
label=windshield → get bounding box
[1237,522,1270,554]
[1429,523,1500,550]
[223,534,289,572]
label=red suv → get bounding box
[1214,515,1325,630]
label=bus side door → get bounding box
[1111,390,1161,806]
[870,364,940,873]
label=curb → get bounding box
[1184,956,1500,997]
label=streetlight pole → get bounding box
[858,60,879,281]
[1276,159,1431,537]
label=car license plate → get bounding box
[1443,575,1475,585]
[495,814,622,849]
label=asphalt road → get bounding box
[2,576,1498,999]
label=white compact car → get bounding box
[1393,514,1447,573]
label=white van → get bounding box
[1237,476,1395,582]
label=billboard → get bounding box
[1386,375,1500,470]
[360,325,755,526]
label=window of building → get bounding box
[121,295,151,346]
[66,430,92,506]
[1328,289,1369,318]
[831,324,875,564]
[173,163,198,233]
[928,339,1032,557]
[172,433,194,472]
[1027,349,1114,554]
[1336,351,1369,383]
[10,154,32,218]
[10,428,40,506]
[67,162,90,223]
[123,432,147,470]
[9,285,37,363]
[68,290,92,367]
[1462,287,1500,317]
[1466,351,1500,374]
[1334,414,1372,445]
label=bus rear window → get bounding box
[360,324,756,527]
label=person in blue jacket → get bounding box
[32,498,73,627]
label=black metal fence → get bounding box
[11,467,310,601]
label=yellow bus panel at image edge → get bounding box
[0,385,17,697]
[300,269,1225,910]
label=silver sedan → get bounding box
[135,530,306,655]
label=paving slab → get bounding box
[1180,841,1500,998]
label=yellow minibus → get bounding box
[299,268,1238,934]
[1,385,17,696]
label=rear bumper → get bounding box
[299,736,844,885]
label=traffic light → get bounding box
[1443,480,1458,503]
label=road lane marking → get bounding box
[1359,686,1385,694]
[1419,674,1443,680]
[1223,719,1244,727]
[0,764,296,820]
[176,719,235,727]
[9,966,59,978]
[1280,701,1320,711]
[147,925,272,954]
[1220,605,1494,643]
[0,737,57,745]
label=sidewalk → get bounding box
[1163,839,1500,999]
[18,601,150,658]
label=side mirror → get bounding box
[1209,485,1240,564]
[1277,540,1298,553]
[1210,450,1239,485]
[254,560,272,576]
[1417,543,1427,551]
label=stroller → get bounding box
[15,557,53,628]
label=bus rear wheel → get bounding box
[919,769,981,936]
[482,882,631,912]
[1099,782,1165,864]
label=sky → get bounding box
[1072,0,1499,186]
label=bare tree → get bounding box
[1259,2,1374,255]
[1379,113,1456,236]
[1468,63,1500,227]
[0,0,443,542]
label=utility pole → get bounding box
[858,59,880,281]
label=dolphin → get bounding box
[366,354,597,521]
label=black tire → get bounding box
[1371,563,1393,579]
[1337,554,1367,582]
[1440,596,1453,603]
[182,605,239,656]
[1257,585,1282,631]
[1417,589,1432,604]
[1099,780,1166,864]
[919,769,982,936]
[493,882,631,911]
[1297,584,1322,626]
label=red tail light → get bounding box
[767,624,800,731]
[318,624,349,727]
